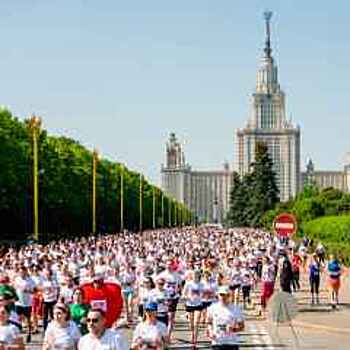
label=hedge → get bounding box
[302,215,350,265]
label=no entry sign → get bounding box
[273,213,297,238]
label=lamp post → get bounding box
[174,203,177,227]
[139,174,143,232]
[161,192,164,227]
[168,197,171,227]
[120,164,124,232]
[28,115,41,242]
[152,187,156,229]
[92,149,99,234]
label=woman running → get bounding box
[132,302,169,350]
[182,270,204,349]
[42,303,81,350]
[70,288,90,335]
[120,264,136,325]
[259,256,275,318]
[327,255,342,309]
[0,305,24,350]
[309,254,321,305]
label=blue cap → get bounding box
[144,302,158,311]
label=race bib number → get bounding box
[91,299,107,312]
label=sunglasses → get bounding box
[87,318,100,324]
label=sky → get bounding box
[1,0,349,184]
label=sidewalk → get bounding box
[292,273,350,334]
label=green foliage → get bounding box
[227,142,279,228]
[0,110,191,243]
[302,215,350,265]
[262,184,350,232]
[292,198,325,222]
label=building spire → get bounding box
[263,11,273,58]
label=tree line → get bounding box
[0,109,190,243]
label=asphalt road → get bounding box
[26,275,350,349]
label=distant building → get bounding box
[160,13,349,223]
[235,11,301,202]
[302,158,350,192]
[161,133,232,223]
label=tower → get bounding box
[161,133,191,205]
[235,12,301,201]
[304,158,316,187]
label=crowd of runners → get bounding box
[0,226,344,349]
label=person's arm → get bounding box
[7,335,25,350]
[206,310,215,340]
[42,325,53,350]
[131,326,141,350]
[232,318,245,332]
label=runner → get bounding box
[0,305,24,350]
[182,270,204,348]
[156,260,181,340]
[132,302,169,350]
[81,273,123,328]
[279,253,293,294]
[120,264,136,325]
[136,277,155,321]
[207,285,245,350]
[327,255,342,309]
[291,250,302,292]
[149,278,169,328]
[42,302,81,350]
[70,288,90,335]
[259,256,275,317]
[309,254,321,305]
[78,308,128,350]
[13,265,35,343]
[41,268,58,331]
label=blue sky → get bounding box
[1,1,349,184]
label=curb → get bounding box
[293,320,350,334]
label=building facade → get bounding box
[160,13,349,224]
[161,133,232,223]
[235,12,301,202]
[302,158,350,193]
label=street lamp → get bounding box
[120,164,124,232]
[168,197,172,227]
[174,203,177,227]
[152,186,156,229]
[161,192,164,227]
[139,173,143,232]
[28,115,41,242]
[92,148,99,234]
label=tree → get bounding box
[247,142,279,227]
[227,141,279,228]
[0,109,188,242]
[227,172,246,227]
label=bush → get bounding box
[302,215,350,265]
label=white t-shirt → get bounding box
[42,278,58,302]
[149,289,168,315]
[78,329,128,350]
[14,276,35,306]
[182,281,204,307]
[132,321,168,349]
[261,264,275,283]
[207,302,244,345]
[43,320,81,349]
[0,324,21,345]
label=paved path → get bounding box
[26,272,350,349]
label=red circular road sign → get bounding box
[273,213,297,238]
